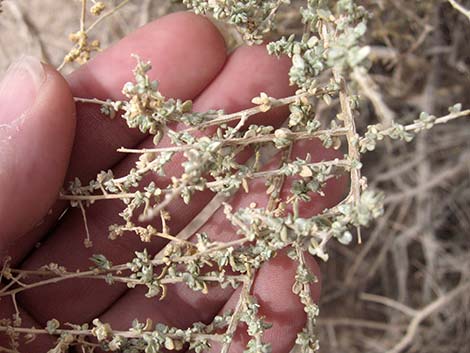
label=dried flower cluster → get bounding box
[1,1,469,353]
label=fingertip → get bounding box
[230,44,294,97]
[194,43,294,113]
[212,250,321,353]
[40,63,77,128]
[69,11,227,101]
[134,11,228,97]
[252,250,321,353]
[31,62,77,182]
[0,60,75,248]
[254,249,321,310]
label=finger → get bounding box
[19,45,294,325]
[208,249,321,353]
[96,139,345,338]
[194,45,293,113]
[8,12,227,265]
[0,298,55,352]
[65,11,227,183]
[0,57,75,259]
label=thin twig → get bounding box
[448,0,470,22]
[86,0,131,34]
[385,282,470,353]
[360,293,418,317]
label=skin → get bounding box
[0,12,346,353]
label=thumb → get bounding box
[0,56,76,252]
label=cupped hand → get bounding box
[0,12,344,353]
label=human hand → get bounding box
[0,12,344,353]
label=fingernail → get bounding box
[0,55,45,126]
